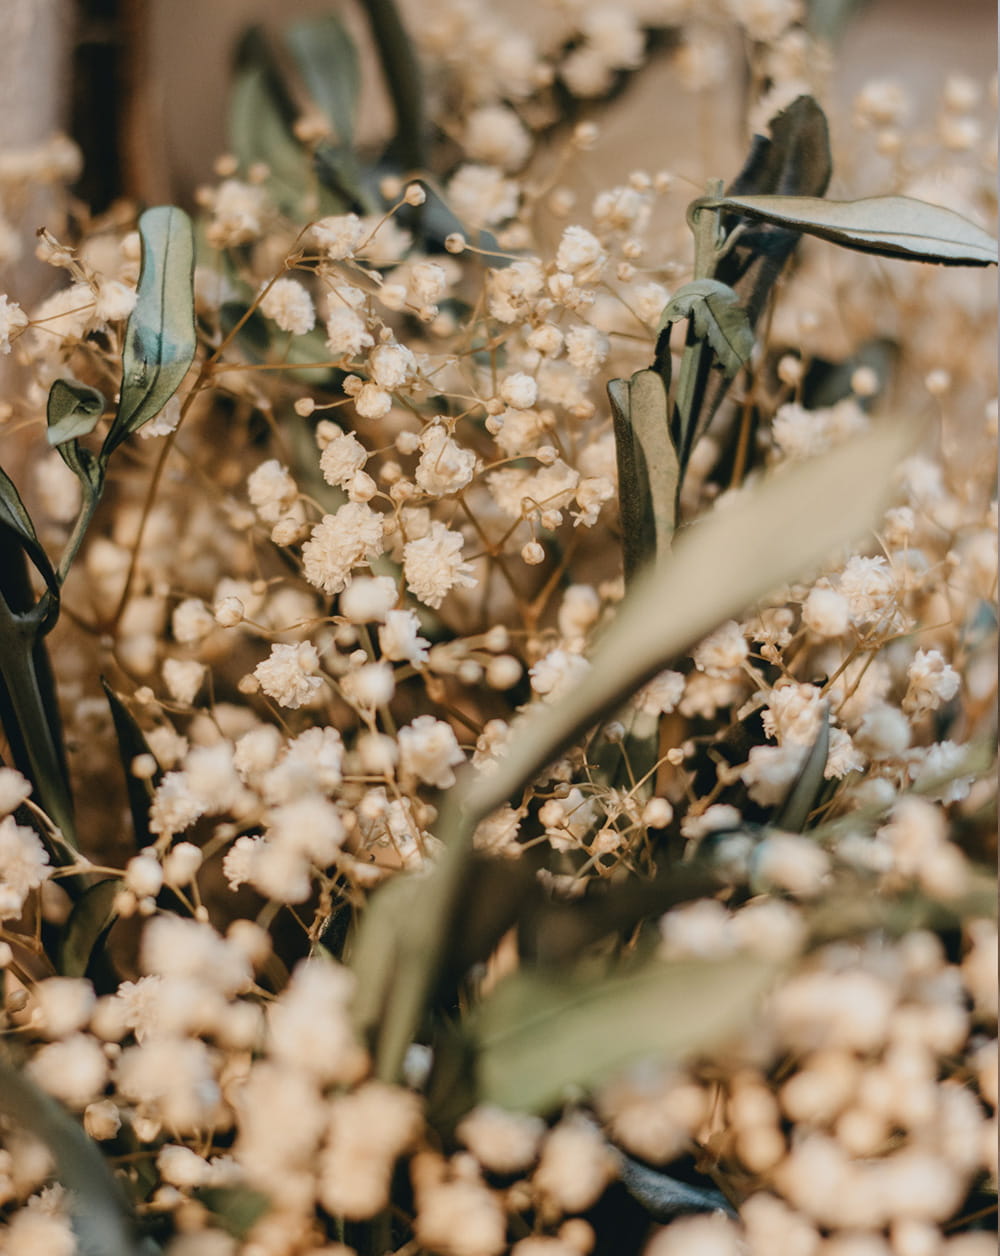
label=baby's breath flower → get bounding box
[28,1035,108,1109]
[342,660,396,709]
[325,304,374,356]
[302,501,385,595]
[247,459,298,523]
[320,1083,423,1219]
[646,1212,743,1256]
[415,425,478,496]
[693,620,748,676]
[312,212,365,259]
[206,179,267,247]
[379,609,430,665]
[369,341,416,390]
[741,742,806,806]
[0,767,32,815]
[487,259,545,323]
[500,372,538,410]
[533,1115,617,1217]
[448,163,519,228]
[555,225,606,277]
[903,648,960,717]
[340,575,397,623]
[162,658,205,705]
[403,521,477,608]
[0,816,51,918]
[458,1105,545,1174]
[413,1173,507,1256]
[254,641,323,709]
[258,276,315,334]
[801,584,850,637]
[398,715,464,788]
[94,277,137,323]
[529,648,590,700]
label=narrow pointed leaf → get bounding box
[773,713,830,833]
[102,206,196,458]
[195,1187,271,1239]
[618,1155,736,1221]
[229,29,323,214]
[0,468,60,615]
[470,954,776,1114]
[353,416,916,1078]
[102,678,161,846]
[700,194,999,266]
[609,368,680,582]
[46,378,107,446]
[285,16,361,145]
[659,280,754,378]
[58,877,123,978]
[0,1055,140,1256]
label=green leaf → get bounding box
[102,206,196,459]
[700,194,999,267]
[0,466,60,608]
[196,1186,271,1239]
[0,1054,140,1256]
[608,368,680,583]
[45,379,105,503]
[773,713,830,833]
[353,416,916,1080]
[659,280,754,378]
[102,678,160,846]
[46,378,107,446]
[229,29,319,215]
[357,0,426,176]
[58,877,123,978]
[285,16,361,145]
[470,953,776,1114]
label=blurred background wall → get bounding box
[0,0,995,299]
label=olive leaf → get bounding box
[672,96,831,470]
[58,877,123,979]
[618,1154,736,1221]
[46,378,107,447]
[195,1187,271,1240]
[0,466,60,610]
[229,27,318,213]
[46,379,105,507]
[285,16,360,145]
[0,470,74,842]
[658,280,754,380]
[101,206,196,460]
[699,193,999,267]
[469,953,776,1114]
[608,368,680,583]
[353,415,916,1081]
[772,712,830,833]
[102,678,161,847]
[0,1054,140,1256]
[358,0,425,175]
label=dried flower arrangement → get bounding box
[0,2,996,1255]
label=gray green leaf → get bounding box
[470,953,776,1114]
[46,378,106,447]
[285,16,360,145]
[58,877,123,978]
[353,416,915,1080]
[608,368,680,583]
[659,279,755,378]
[102,206,196,459]
[0,1054,140,1256]
[773,712,830,833]
[0,467,59,605]
[700,193,998,267]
